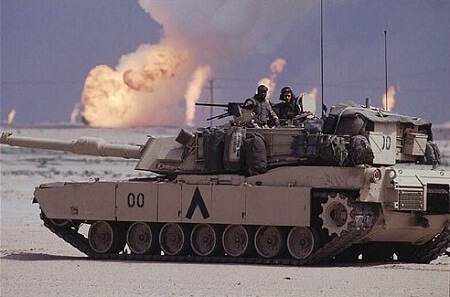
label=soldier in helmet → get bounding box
[243,85,280,128]
[273,86,303,126]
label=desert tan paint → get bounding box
[33,163,450,245]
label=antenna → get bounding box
[384,30,388,110]
[209,79,215,126]
[320,0,325,118]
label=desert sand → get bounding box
[1,127,449,296]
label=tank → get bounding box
[1,99,449,265]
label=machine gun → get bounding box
[195,102,245,121]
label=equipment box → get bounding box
[403,132,427,156]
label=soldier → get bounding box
[274,86,303,126]
[243,85,280,128]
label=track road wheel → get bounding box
[287,227,319,260]
[88,221,125,254]
[40,211,78,229]
[127,222,159,255]
[49,219,71,227]
[159,223,189,256]
[222,225,252,257]
[254,226,285,258]
[190,224,221,256]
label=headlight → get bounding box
[365,168,382,183]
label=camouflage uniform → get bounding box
[273,87,303,126]
[244,96,279,128]
[274,97,302,121]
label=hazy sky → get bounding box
[1,0,449,126]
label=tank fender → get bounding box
[34,181,117,221]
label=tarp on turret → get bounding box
[328,102,431,127]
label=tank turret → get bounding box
[0,100,443,176]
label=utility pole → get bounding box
[320,0,324,118]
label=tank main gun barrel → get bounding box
[0,132,143,159]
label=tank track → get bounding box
[407,224,450,263]
[41,208,450,265]
[41,213,95,257]
[41,214,372,266]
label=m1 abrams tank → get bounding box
[1,98,449,265]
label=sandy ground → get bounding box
[1,127,450,296]
[1,223,449,297]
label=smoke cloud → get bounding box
[79,0,313,127]
[185,65,212,126]
[70,103,81,124]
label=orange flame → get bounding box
[80,44,188,127]
[257,58,286,98]
[7,109,16,124]
[382,85,399,111]
[309,87,318,101]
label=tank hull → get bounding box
[34,165,450,264]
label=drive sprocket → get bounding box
[319,193,354,236]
